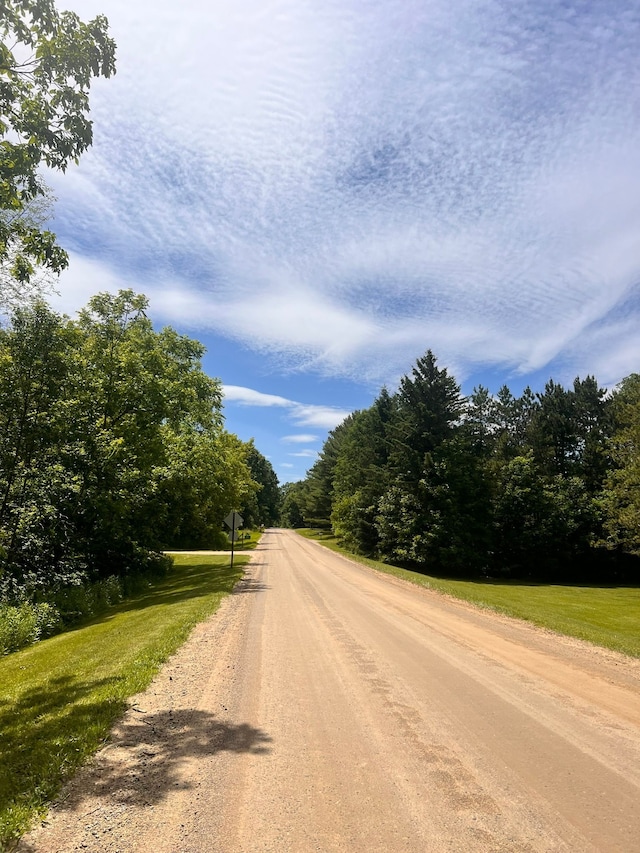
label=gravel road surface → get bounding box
[20,529,640,852]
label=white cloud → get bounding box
[282,434,319,444]
[290,449,319,458]
[289,404,350,429]
[222,385,350,430]
[561,315,640,390]
[51,0,640,389]
[223,385,291,409]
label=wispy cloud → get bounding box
[53,0,640,387]
[223,385,350,429]
[290,405,351,429]
[282,434,319,444]
[222,385,291,409]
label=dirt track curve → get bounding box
[20,529,640,852]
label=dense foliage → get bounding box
[287,350,640,582]
[239,441,280,529]
[0,290,262,629]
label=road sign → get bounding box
[224,511,244,569]
[224,511,243,530]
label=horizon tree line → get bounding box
[281,350,640,583]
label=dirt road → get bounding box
[21,529,640,852]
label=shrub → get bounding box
[0,553,172,654]
[52,575,125,624]
[0,602,62,655]
[33,602,63,639]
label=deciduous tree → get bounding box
[0,0,116,303]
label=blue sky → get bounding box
[48,0,640,483]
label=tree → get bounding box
[464,385,494,455]
[0,290,258,595]
[528,380,577,476]
[375,484,424,566]
[388,350,463,483]
[491,385,538,461]
[0,0,116,301]
[290,349,626,582]
[300,416,352,527]
[526,376,611,488]
[71,290,225,574]
[492,455,595,578]
[600,375,640,556]
[279,481,306,528]
[240,441,280,528]
[372,351,467,567]
[155,429,257,550]
[331,390,394,554]
[375,435,492,574]
[0,300,81,594]
[572,376,612,493]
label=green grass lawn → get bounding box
[165,528,262,553]
[297,529,640,659]
[227,528,262,551]
[0,553,247,849]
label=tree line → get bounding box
[282,351,640,583]
[0,290,279,610]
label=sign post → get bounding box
[223,511,244,569]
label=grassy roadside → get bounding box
[297,529,640,659]
[165,528,263,553]
[228,529,262,551]
[0,553,248,850]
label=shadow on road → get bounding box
[233,577,270,594]
[58,707,272,810]
[12,692,271,851]
[4,670,272,851]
